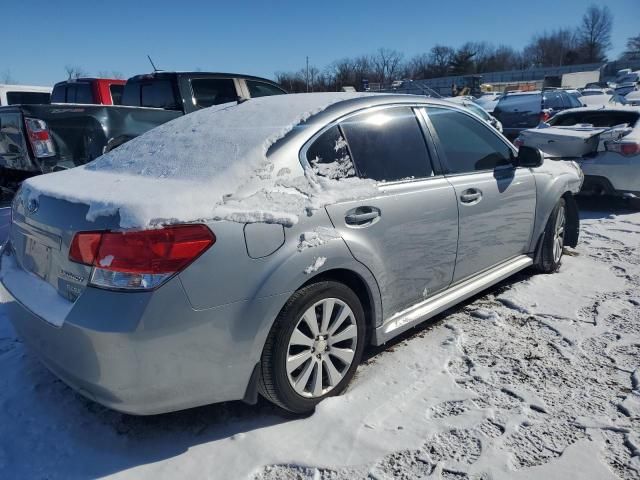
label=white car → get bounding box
[626,90,640,107]
[517,106,640,198]
[0,84,51,106]
[446,96,503,132]
[579,89,628,107]
[475,92,502,113]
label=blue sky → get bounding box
[4,0,638,86]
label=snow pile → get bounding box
[304,257,326,274]
[297,227,341,251]
[24,93,373,229]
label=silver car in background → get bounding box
[0,94,582,415]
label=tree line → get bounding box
[276,5,638,93]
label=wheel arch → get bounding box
[300,268,379,345]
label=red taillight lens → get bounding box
[69,232,102,266]
[24,117,56,158]
[539,111,551,123]
[69,225,215,290]
[514,137,524,148]
[605,141,640,156]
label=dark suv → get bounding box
[493,90,583,139]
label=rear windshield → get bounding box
[5,91,50,105]
[50,83,93,104]
[496,94,540,112]
[122,79,180,110]
[549,111,640,128]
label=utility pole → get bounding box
[306,56,309,92]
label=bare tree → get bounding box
[429,45,454,77]
[523,29,580,67]
[371,48,404,85]
[621,34,640,60]
[577,4,613,63]
[65,65,88,80]
[1,70,15,84]
[97,70,125,79]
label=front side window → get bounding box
[426,107,512,174]
[339,107,433,182]
[246,80,286,98]
[306,125,355,179]
[191,79,238,108]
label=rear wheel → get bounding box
[535,198,566,273]
[259,281,366,414]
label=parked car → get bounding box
[626,90,640,106]
[0,84,51,106]
[516,106,640,198]
[0,93,582,415]
[445,96,503,132]
[475,92,502,113]
[493,90,584,138]
[615,83,638,97]
[0,72,287,195]
[51,78,126,105]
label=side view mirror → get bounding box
[516,145,544,168]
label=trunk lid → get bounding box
[9,190,119,302]
[519,124,633,158]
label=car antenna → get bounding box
[147,55,160,73]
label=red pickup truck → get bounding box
[51,78,126,105]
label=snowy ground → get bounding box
[0,198,638,480]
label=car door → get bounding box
[421,106,536,283]
[307,105,459,318]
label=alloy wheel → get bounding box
[553,205,566,263]
[286,298,358,398]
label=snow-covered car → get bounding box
[516,106,640,198]
[0,93,582,415]
[445,96,503,132]
[579,88,628,107]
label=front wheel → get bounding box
[535,198,566,273]
[258,281,366,414]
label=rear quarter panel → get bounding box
[529,159,582,251]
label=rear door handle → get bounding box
[345,207,381,226]
[460,189,482,204]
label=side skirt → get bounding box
[373,255,533,345]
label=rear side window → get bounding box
[426,107,513,173]
[110,84,124,105]
[246,80,286,98]
[306,125,355,179]
[5,91,50,105]
[339,106,433,182]
[496,94,540,112]
[191,79,238,108]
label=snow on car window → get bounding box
[306,125,356,180]
[25,93,377,229]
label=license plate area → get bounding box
[24,237,52,280]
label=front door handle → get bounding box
[345,207,381,226]
[460,188,482,204]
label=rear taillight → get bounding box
[69,225,215,290]
[514,137,524,148]
[605,141,640,157]
[24,118,56,158]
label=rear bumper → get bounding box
[0,250,286,414]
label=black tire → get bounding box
[258,281,366,414]
[534,197,566,273]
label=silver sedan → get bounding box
[0,94,582,414]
